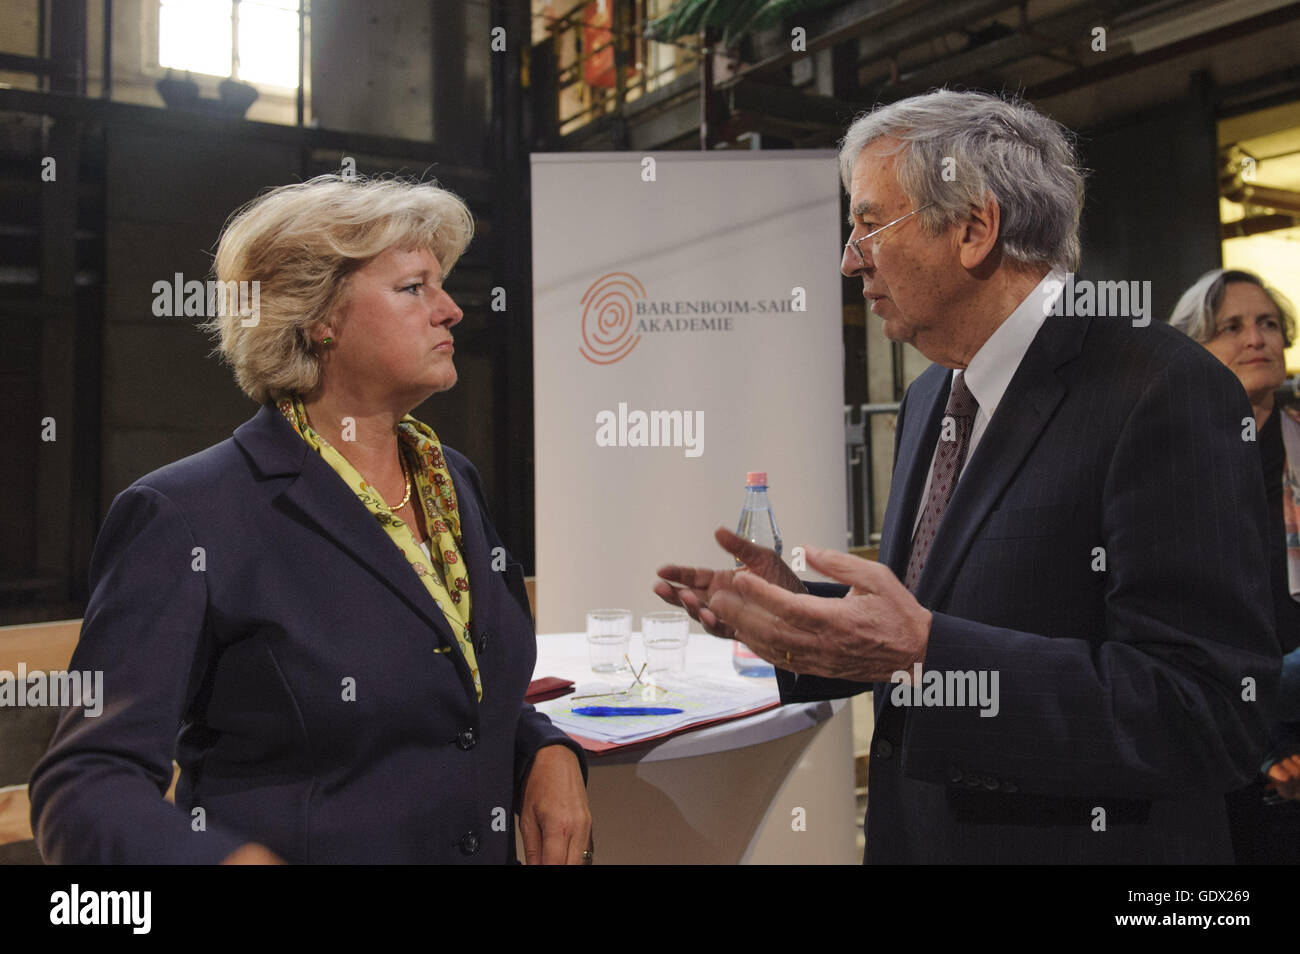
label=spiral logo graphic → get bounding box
[579,271,645,365]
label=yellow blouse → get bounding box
[277,395,481,700]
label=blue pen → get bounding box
[571,706,684,716]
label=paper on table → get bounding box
[536,671,779,745]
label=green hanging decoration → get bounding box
[645,0,846,49]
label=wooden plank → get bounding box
[0,619,82,672]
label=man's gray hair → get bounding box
[839,89,1085,271]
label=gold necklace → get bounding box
[301,402,412,512]
[380,447,413,513]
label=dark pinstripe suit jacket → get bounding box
[779,313,1281,863]
[29,403,583,863]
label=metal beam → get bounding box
[730,80,863,129]
[719,0,942,87]
[1027,1,1300,100]
[895,2,1115,91]
[0,53,56,75]
[853,0,1022,68]
[0,87,494,194]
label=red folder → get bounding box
[525,676,575,703]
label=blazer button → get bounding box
[1000,780,1019,794]
[982,776,1000,791]
[948,767,964,784]
[459,831,480,855]
[456,728,478,750]
[963,773,981,787]
[476,631,489,654]
[872,739,894,760]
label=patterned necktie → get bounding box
[903,373,979,592]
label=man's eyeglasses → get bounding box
[845,203,934,268]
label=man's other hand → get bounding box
[653,527,806,639]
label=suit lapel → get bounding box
[234,404,473,693]
[878,364,948,576]
[912,315,1087,606]
[874,366,947,722]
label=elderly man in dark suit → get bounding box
[655,89,1280,863]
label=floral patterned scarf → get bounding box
[277,395,481,700]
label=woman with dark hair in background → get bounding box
[1170,267,1300,862]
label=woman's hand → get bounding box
[520,745,592,864]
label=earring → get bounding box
[321,337,334,346]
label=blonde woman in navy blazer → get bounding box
[29,174,592,864]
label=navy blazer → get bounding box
[779,314,1281,863]
[29,402,585,864]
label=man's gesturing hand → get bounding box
[653,527,806,639]
[706,544,932,682]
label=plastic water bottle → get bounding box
[733,471,781,677]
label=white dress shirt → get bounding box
[910,269,1066,536]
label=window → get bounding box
[159,0,300,89]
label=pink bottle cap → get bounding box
[746,472,768,486]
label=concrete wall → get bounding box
[311,0,434,142]
[99,125,298,513]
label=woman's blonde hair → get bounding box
[201,173,475,404]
